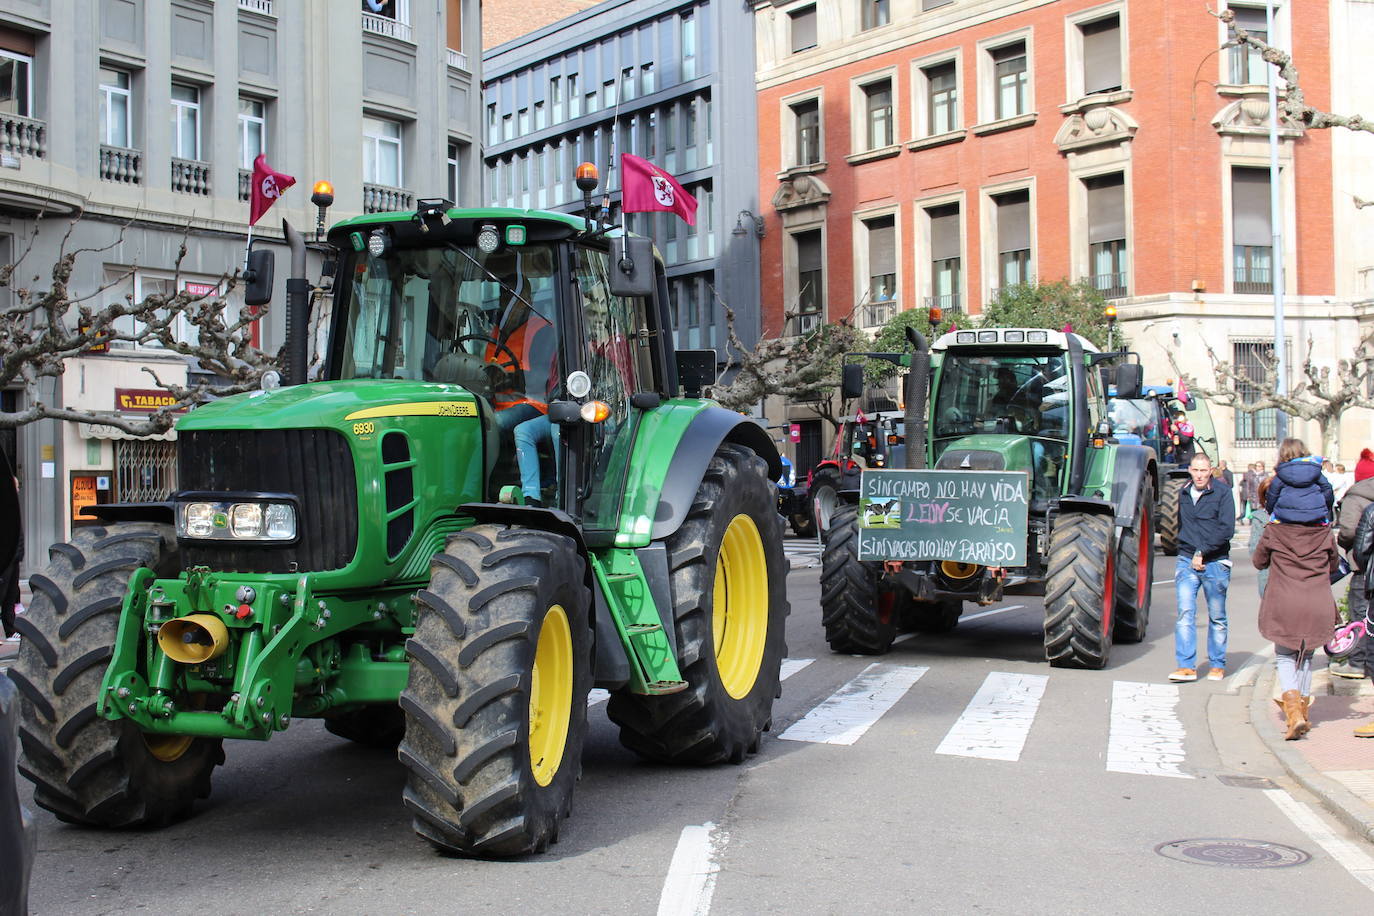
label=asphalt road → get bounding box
[15,537,1374,915]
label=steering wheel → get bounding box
[453,334,523,388]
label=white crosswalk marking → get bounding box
[936,671,1048,761]
[779,663,928,745]
[1106,681,1192,779]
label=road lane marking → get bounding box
[1106,681,1192,779]
[591,658,814,708]
[1265,789,1374,892]
[936,671,1048,761]
[588,688,610,707]
[778,663,928,745]
[658,822,725,916]
[958,604,1026,624]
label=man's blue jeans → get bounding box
[514,414,555,502]
[1175,556,1230,669]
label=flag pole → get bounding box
[603,71,628,226]
[243,223,254,274]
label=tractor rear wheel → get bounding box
[324,705,406,748]
[8,523,223,827]
[607,443,788,764]
[1043,513,1116,669]
[1156,477,1186,555]
[1113,492,1154,643]
[811,469,842,539]
[820,504,896,654]
[399,526,592,857]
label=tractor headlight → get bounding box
[177,498,298,542]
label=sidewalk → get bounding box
[1250,661,1374,843]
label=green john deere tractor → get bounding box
[8,187,788,856]
[822,325,1156,669]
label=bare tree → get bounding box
[0,218,279,436]
[708,288,864,432]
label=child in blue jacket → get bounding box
[1266,438,1335,524]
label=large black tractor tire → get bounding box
[819,504,897,654]
[1043,513,1116,669]
[1156,477,1186,555]
[7,524,223,827]
[811,468,842,539]
[905,598,963,634]
[324,705,406,748]
[607,443,788,765]
[1113,492,1155,644]
[399,526,592,857]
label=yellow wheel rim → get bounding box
[529,604,573,787]
[712,514,769,700]
[143,732,194,762]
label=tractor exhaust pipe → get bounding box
[157,615,230,665]
[903,326,930,469]
[283,219,310,386]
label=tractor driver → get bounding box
[988,368,1041,434]
[483,261,558,437]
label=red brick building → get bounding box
[753,0,1364,467]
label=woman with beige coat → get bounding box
[1252,515,1341,739]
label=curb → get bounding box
[1248,663,1374,844]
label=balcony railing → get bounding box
[0,112,46,161]
[1091,273,1128,300]
[171,158,211,196]
[238,0,273,14]
[924,293,962,314]
[99,145,143,184]
[1234,245,1273,294]
[364,183,414,213]
[362,12,413,42]
[446,48,468,70]
[862,300,896,328]
[238,168,251,202]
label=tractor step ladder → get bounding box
[591,555,688,695]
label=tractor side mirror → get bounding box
[548,400,583,426]
[608,236,655,298]
[244,249,275,306]
[841,363,864,401]
[1113,363,1143,399]
[1184,396,1198,411]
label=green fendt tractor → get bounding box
[822,325,1155,669]
[8,181,788,856]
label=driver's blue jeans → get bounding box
[515,414,556,502]
[1174,557,1230,670]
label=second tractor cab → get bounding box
[823,325,1156,669]
[809,411,906,538]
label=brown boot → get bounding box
[1281,690,1309,740]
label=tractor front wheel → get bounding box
[1156,477,1186,555]
[1113,491,1154,644]
[8,523,223,827]
[820,504,896,654]
[607,443,788,764]
[1043,513,1116,669]
[399,526,592,857]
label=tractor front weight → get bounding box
[98,567,418,741]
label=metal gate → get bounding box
[114,439,177,502]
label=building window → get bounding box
[1233,339,1278,441]
[238,97,265,169]
[994,189,1031,291]
[923,0,953,9]
[1080,15,1122,96]
[924,61,958,136]
[549,77,562,123]
[602,80,616,109]
[864,79,893,150]
[992,42,1028,120]
[486,102,498,143]
[681,12,697,80]
[621,67,634,101]
[1228,5,1268,85]
[792,97,821,166]
[861,0,889,31]
[1232,166,1272,293]
[100,67,132,147]
[518,107,530,134]
[534,100,546,130]
[0,49,33,117]
[862,215,896,327]
[447,141,461,202]
[790,5,817,54]
[795,229,824,328]
[363,115,403,187]
[170,83,201,160]
[567,73,580,118]
[927,203,961,313]
[1086,173,1127,298]
[501,112,513,141]
[641,63,655,94]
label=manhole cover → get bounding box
[1217,774,1280,790]
[1155,838,1311,868]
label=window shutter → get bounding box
[1232,167,1272,246]
[1232,5,1268,35]
[1082,17,1122,94]
[791,7,817,53]
[928,205,960,261]
[867,217,895,277]
[1087,173,1126,243]
[996,192,1030,252]
[798,230,822,272]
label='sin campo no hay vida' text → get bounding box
[864,475,1028,504]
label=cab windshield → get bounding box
[933,353,1069,440]
[337,243,560,411]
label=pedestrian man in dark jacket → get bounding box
[1170,452,1236,683]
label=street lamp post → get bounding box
[1267,0,1288,442]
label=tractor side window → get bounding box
[574,247,644,530]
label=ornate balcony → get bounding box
[238,0,273,13]
[363,183,414,214]
[171,158,211,196]
[362,12,413,42]
[238,168,251,202]
[99,145,143,184]
[0,112,46,161]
